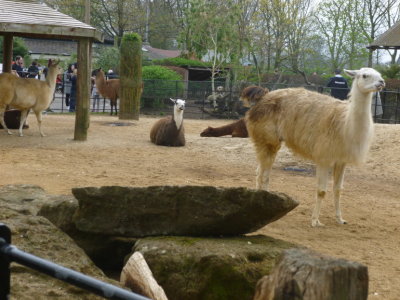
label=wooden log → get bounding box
[253,248,368,300]
[121,252,168,300]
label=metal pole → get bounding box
[0,225,11,300]
[0,224,149,300]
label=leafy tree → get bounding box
[93,46,120,73]
[182,0,240,97]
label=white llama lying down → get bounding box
[150,98,186,147]
[0,59,62,137]
[243,68,385,227]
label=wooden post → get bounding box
[2,34,13,73]
[119,33,142,120]
[74,38,91,141]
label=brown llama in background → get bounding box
[93,68,120,115]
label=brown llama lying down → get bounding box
[200,118,248,138]
[0,59,61,136]
[93,68,120,115]
[150,98,186,147]
[244,68,385,227]
[200,86,269,138]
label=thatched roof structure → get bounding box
[368,20,400,50]
[0,0,103,140]
[0,0,102,41]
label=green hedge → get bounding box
[142,65,184,108]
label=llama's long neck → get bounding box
[345,83,374,160]
[46,66,58,91]
[174,108,184,130]
[95,71,107,95]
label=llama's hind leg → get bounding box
[255,145,279,190]
[311,165,330,227]
[0,106,12,135]
[333,163,347,224]
[34,110,45,137]
[18,109,29,137]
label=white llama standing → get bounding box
[243,68,385,227]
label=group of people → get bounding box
[11,56,43,79]
[326,69,383,117]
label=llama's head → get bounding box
[48,59,63,75]
[240,86,269,107]
[200,126,214,137]
[170,98,185,111]
[344,68,385,93]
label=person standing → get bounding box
[326,69,349,100]
[27,60,39,78]
[69,65,78,112]
[63,64,75,107]
[12,56,25,77]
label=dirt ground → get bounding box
[0,113,399,299]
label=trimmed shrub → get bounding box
[142,65,184,108]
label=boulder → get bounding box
[72,186,298,237]
[38,197,137,271]
[0,184,50,215]
[0,184,125,299]
[130,235,299,300]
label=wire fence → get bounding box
[49,76,400,124]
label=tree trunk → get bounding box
[121,252,168,300]
[253,248,368,300]
[119,33,142,120]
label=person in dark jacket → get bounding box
[27,60,39,78]
[12,56,25,77]
[326,69,349,100]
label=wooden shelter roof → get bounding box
[0,0,103,41]
[368,20,400,50]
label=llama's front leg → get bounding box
[34,111,45,137]
[311,166,330,227]
[333,163,347,224]
[18,109,29,137]
[0,107,12,135]
[255,148,278,190]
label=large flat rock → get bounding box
[72,185,299,237]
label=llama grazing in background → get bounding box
[244,68,385,227]
[0,59,62,137]
[200,118,248,138]
[150,98,186,147]
[93,68,120,115]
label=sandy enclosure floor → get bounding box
[0,114,399,299]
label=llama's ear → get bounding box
[170,98,176,104]
[48,59,53,67]
[344,69,357,78]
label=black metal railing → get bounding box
[49,76,400,124]
[0,223,150,300]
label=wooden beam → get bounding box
[0,23,103,42]
[74,38,91,141]
[2,34,13,73]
